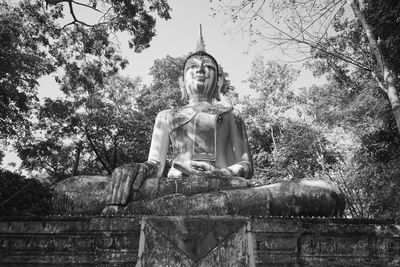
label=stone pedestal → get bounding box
[1,216,400,266]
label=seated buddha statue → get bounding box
[101,27,345,217]
[106,28,253,208]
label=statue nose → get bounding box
[197,61,205,74]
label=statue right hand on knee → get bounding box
[106,163,150,206]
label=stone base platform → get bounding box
[1,216,400,266]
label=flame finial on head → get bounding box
[196,24,206,52]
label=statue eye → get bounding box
[205,65,216,71]
[185,64,197,71]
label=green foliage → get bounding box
[137,55,187,120]
[82,75,151,173]
[0,169,52,216]
[248,58,299,97]
[0,0,61,139]
[16,75,149,179]
[363,0,400,74]
[241,57,339,182]
[107,0,171,52]
[1,0,172,178]
[44,0,171,53]
[348,127,400,220]
[52,25,129,97]
[298,71,400,219]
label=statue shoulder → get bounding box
[169,106,198,133]
[228,108,246,126]
[154,109,173,125]
[231,108,244,120]
[153,109,174,132]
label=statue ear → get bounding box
[215,76,225,101]
[179,76,188,101]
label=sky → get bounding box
[3,0,325,170]
[38,0,323,99]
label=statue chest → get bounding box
[169,105,233,163]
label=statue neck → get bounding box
[188,94,212,104]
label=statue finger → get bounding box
[132,165,147,190]
[117,167,133,204]
[108,169,118,194]
[191,161,210,171]
[106,171,117,204]
[173,162,192,176]
[121,168,138,205]
[111,168,122,204]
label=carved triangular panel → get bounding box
[144,216,247,263]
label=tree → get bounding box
[350,127,400,220]
[137,55,187,120]
[1,0,172,173]
[298,73,400,219]
[0,169,52,216]
[1,0,172,138]
[44,0,171,52]
[239,57,340,182]
[80,75,151,174]
[214,0,400,134]
[16,98,83,180]
[17,75,149,179]
[1,0,173,176]
[0,1,61,140]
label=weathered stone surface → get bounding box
[53,175,344,218]
[1,216,400,266]
[123,179,344,217]
[133,175,251,200]
[147,216,246,261]
[0,216,141,266]
[251,218,400,266]
[140,216,249,266]
[52,175,110,215]
[126,186,273,216]
[265,179,345,217]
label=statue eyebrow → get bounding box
[193,58,202,64]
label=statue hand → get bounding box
[190,161,233,178]
[106,163,149,206]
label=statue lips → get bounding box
[195,74,206,82]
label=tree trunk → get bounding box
[85,127,112,175]
[349,0,400,134]
[71,141,82,176]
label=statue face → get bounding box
[184,55,218,99]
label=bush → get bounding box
[0,169,52,216]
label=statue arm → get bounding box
[146,109,171,178]
[225,111,253,179]
[105,110,170,208]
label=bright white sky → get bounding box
[38,0,323,99]
[4,0,325,170]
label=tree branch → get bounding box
[348,0,384,78]
[84,126,112,174]
[72,0,102,13]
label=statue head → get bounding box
[179,25,225,102]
